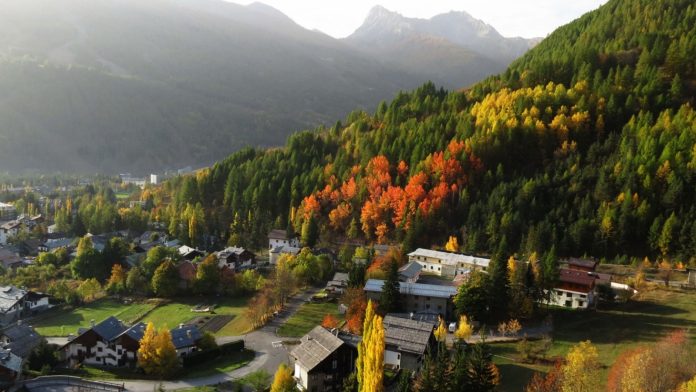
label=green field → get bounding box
[492,288,696,391]
[32,299,158,337]
[32,296,252,337]
[277,301,341,337]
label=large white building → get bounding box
[407,248,490,279]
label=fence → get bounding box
[20,376,125,392]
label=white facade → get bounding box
[0,223,20,246]
[384,349,401,369]
[294,362,310,390]
[269,237,300,250]
[547,288,594,309]
[407,248,490,278]
[65,340,135,367]
[150,174,160,185]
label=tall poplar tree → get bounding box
[356,300,384,392]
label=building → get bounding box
[0,286,50,325]
[398,262,422,283]
[325,272,349,295]
[63,317,203,367]
[0,221,21,246]
[178,245,204,261]
[0,348,22,386]
[565,258,598,272]
[383,315,435,371]
[407,248,490,279]
[150,174,160,185]
[0,249,23,271]
[38,238,74,253]
[268,229,300,250]
[269,245,301,265]
[0,203,16,221]
[0,322,43,360]
[216,247,256,271]
[546,269,597,309]
[177,261,197,290]
[364,279,458,319]
[290,326,357,392]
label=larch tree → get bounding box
[445,235,459,252]
[137,322,158,375]
[434,317,447,342]
[561,340,600,392]
[270,364,296,392]
[137,323,180,379]
[357,300,384,392]
[455,315,474,342]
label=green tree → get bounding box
[194,254,220,295]
[379,261,400,313]
[152,259,179,297]
[301,215,319,248]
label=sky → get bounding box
[234,0,609,38]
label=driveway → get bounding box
[108,289,319,391]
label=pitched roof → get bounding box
[408,248,490,268]
[217,247,250,256]
[0,286,26,313]
[559,269,596,288]
[91,317,128,341]
[115,322,147,342]
[270,246,301,255]
[290,326,344,371]
[170,324,202,349]
[268,229,293,240]
[0,323,42,358]
[383,315,433,356]
[398,262,422,279]
[0,348,22,373]
[364,279,458,299]
[566,258,598,270]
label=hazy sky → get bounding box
[235,0,609,38]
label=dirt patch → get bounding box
[188,315,234,333]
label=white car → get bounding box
[448,322,457,333]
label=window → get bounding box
[426,297,430,301]
[565,300,572,307]
[430,266,434,270]
[98,347,103,352]
[437,305,442,310]
[332,360,337,369]
[566,292,572,298]
[425,304,430,309]
[578,301,584,307]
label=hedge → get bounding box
[182,340,245,367]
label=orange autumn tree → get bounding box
[321,314,339,329]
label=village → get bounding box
[0,193,686,392]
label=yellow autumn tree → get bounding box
[434,317,447,342]
[445,236,459,252]
[137,322,180,378]
[270,363,296,392]
[507,256,518,286]
[678,376,696,392]
[455,315,473,342]
[561,340,600,392]
[357,300,384,392]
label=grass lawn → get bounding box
[75,349,254,380]
[32,298,158,337]
[277,301,340,337]
[492,287,696,390]
[143,296,252,336]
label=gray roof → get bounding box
[270,245,301,255]
[383,315,433,356]
[331,272,349,283]
[364,279,458,299]
[0,286,27,313]
[116,322,147,342]
[398,262,422,279]
[408,248,491,268]
[0,348,22,373]
[217,247,249,257]
[290,326,344,371]
[91,317,128,341]
[1,323,42,358]
[170,325,202,349]
[268,229,292,240]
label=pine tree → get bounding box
[301,215,318,247]
[379,261,400,313]
[488,239,510,320]
[468,343,499,391]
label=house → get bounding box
[0,203,16,221]
[268,229,300,250]
[546,269,597,309]
[0,221,21,246]
[269,245,301,265]
[398,262,422,283]
[18,238,43,257]
[177,261,197,290]
[170,324,202,357]
[565,258,598,272]
[0,286,29,325]
[38,238,74,253]
[0,248,23,270]
[178,245,204,261]
[47,224,59,234]
[290,326,357,392]
[325,272,349,295]
[364,279,458,319]
[383,315,436,371]
[0,322,43,359]
[407,248,490,279]
[85,233,108,252]
[216,247,256,271]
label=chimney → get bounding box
[90,319,96,327]
[179,323,184,329]
[187,330,192,339]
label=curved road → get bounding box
[108,290,317,391]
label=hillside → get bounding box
[344,6,540,88]
[0,0,533,174]
[157,0,696,264]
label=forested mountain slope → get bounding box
[158,0,696,263]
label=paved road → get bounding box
[109,289,319,391]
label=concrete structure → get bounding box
[407,248,490,279]
[290,326,356,392]
[364,279,458,319]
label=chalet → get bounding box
[85,233,108,252]
[177,261,197,290]
[565,258,598,272]
[268,229,300,250]
[0,248,23,270]
[547,268,597,309]
[170,324,202,357]
[216,247,256,271]
[291,326,357,392]
[383,315,435,371]
[38,238,73,253]
[0,203,16,221]
[0,221,21,246]
[46,224,59,234]
[0,322,42,360]
[0,286,51,325]
[178,245,204,261]
[364,279,458,319]
[398,262,422,283]
[325,272,349,295]
[407,248,490,279]
[269,245,301,265]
